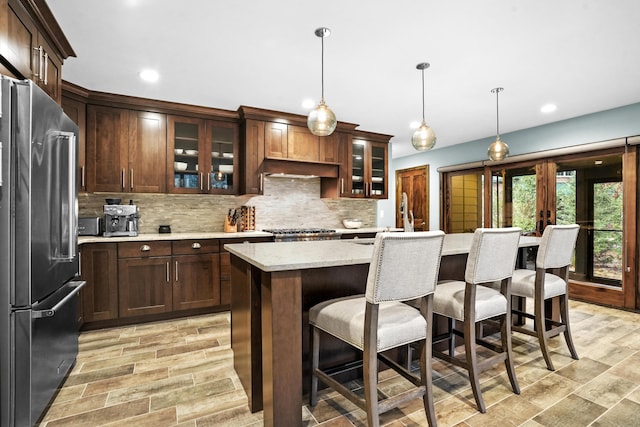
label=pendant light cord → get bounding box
[320,34,325,103]
[492,87,503,138]
[421,68,426,123]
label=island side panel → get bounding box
[230,255,263,412]
[261,270,303,427]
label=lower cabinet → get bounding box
[80,243,119,322]
[80,238,223,327]
[172,240,220,310]
[117,241,173,318]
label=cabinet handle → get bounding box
[175,261,179,282]
[140,244,151,252]
[33,46,43,79]
[200,173,203,191]
[78,251,82,276]
[80,165,85,188]
[259,173,263,192]
[121,169,126,190]
[207,173,210,191]
[341,178,344,195]
[166,261,170,283]
[43,52,48,85]
[130,169,134,190]
[192,242,201,249]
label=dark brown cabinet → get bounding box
[79,243,119,322]
[117,241,173,318]
[172,240,220,310]
[86,105,167,193]
[350,134,389,199]
[61,90,87,192]
[2,0,74,104]
[168,116,238,194]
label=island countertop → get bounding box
[224,233,541,272]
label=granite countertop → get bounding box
[78,231,273,245]
[77,227,398,245]
[223,233,542,272]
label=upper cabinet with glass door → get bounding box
[350,132,390,199]
[168,116,238,194]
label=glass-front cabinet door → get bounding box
[207,121,238,194]
[168,116,238,194]
[351,139,388,198]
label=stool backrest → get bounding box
[465,227,522,284]
[537,224,580,269]
[365,231,445,304]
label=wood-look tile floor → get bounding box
[39,300,640,426]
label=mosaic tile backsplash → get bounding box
[79,176,377,233]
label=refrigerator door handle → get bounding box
[51,131,78,261]
[0,141,3,187]
[32,280,86,318]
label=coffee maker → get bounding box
[104,199,139,237]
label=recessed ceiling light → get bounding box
[409,121,420,129]
[139,69,159,83]
[540,104,557,113]
[302,99,315,109]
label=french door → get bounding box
[488,148,637,309]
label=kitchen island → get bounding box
[225,233,540,427]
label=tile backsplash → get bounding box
[79,176,376,233]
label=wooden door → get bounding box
[61,96,87,192]
[86,105,129,192]
[265,122,287,158]
[80,244,119,322]
[173,254,220,310]
[319,132,340,164]
[242,119,265,194]
[395,165,429,230]
[128,110,167,193]
[5,0,37,81]
[118,256,173,317]
[287,125,318,161]
[36,33,62,102]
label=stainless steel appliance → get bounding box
[104,203,138,237]
[78,216,102,236]
[0,76,85,426]
[263,228,340,242]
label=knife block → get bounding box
[224,217,237,233]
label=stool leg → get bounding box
[501,312,520,394]
[535,295,555,371]
[559,293,579,360]
[310,327,320,406]
[465,318,485,413]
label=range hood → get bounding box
[262,158,339,178]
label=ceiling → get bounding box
[47,0,640,159]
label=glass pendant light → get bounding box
[487,87,510,161]
[307,27,337,136]
[411,62,436,151]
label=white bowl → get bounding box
[212,151,220,157]
[174,161,188,171]
[185,149,198,155]
[219,165,233,174]
[174,148,184,155]
[222,152,234,158]
[342,219,363,229]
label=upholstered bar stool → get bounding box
[433,227,521,413]
[309,231,445,427]
[510,224,580,371]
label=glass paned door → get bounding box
[490,164,538,234]
[590,180,623,284]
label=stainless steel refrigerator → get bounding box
[0,75,85,426]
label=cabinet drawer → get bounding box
[118,241,172,258]
[172,239,219,255]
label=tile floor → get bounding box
[39,300,640,426]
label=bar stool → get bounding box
[432,227,521,413]
[510,224,580,371]
[309,231,445,427]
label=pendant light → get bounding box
[487,87,510,161]
[411,62,436,151]
[307,27,337,136]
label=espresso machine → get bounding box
[104,199,139,237]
